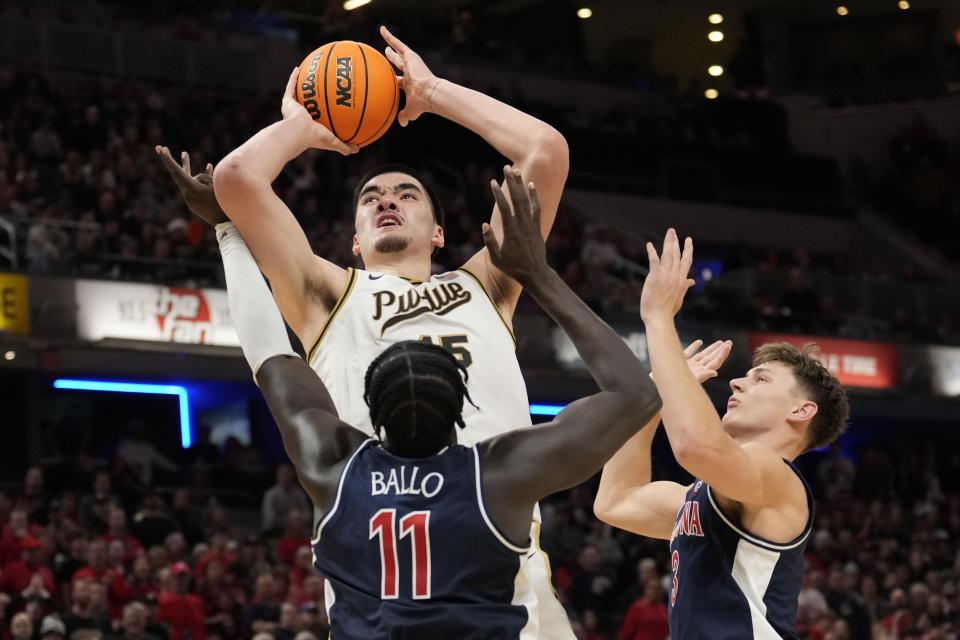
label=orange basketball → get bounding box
[296,41,399,148]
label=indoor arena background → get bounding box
[1,1,959,639]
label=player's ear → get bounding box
[788,400,817,426]
[432,225,445,249]
[352,233,361,256]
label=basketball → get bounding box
[296,41,399,148]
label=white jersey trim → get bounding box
[471,446,530,554]
[706,486,811,551]
[730,538,782,640]
[312,438,377,544]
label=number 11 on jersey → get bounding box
[370,509,433,600]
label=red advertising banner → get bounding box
[748,333,898,389]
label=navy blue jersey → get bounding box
[667,461,813,640]
[312,439,538,640]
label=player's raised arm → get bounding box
[379,27,568,316]
[475,168,660,542]
[639,230,800,509]
[211,68,359,345]
[217,221,367,513]
[593,339,731,540]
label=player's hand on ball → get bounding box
[380,26,440,127]
[280,67,359,156]
[482,166,548,287]
[683,339,733,383]
[155,146,227,226]
[640,228,695,323]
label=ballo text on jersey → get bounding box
[371,466,445,498]
[371,282,472,335]
[670,500,705,542]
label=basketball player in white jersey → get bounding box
[157,26,573,634]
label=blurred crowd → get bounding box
[1,421,959,640]
[858,115,960,264]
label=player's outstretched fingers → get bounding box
[527,182,542,229]
[490,180,514,224]
[284,67,299,100]
[682,339,705,359]
[380,26,409,54]
[481,221,501,256]
[645,242,661,269]
[503,166,528,218]
[680,236,694,279]
[180,151,192,176]
[156,146,191,189]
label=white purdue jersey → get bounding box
[308,267,532,445]
[308,266,575,640]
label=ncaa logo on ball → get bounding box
[335,57,353,107]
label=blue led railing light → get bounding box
[529,404,565,416]
[52,379,192,448]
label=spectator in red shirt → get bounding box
[72,538,130,618]
[197,555,241,637]
[883,588,915,636]
[156,562,206,640]
[286,546,315,600]
[275,510,310,568]
[0,537,55,597]
[1,508,42,567]
[619,579,669,640]
[193,532,235,579]
[102,507,142,565]
[107,539,127,573]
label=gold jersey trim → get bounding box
[308,267,358,363]
[458,267,517,348]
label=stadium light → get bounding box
[708,30,724,42]
[343,0,371,10]
[708,65,724,76]
[705,88,719,99]
[898,0,910,8]
[53,379,192,448]
[577,7,593,19]
[836,5,849,15]
[708,13,723,24]
[530,404,565,416]
[3,350,14,360]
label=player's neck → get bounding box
[363,253,433,282]
[737,427,802,461]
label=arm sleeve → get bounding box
[216,222,299,379]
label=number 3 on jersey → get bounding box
[671,550,679,605]
[369,509,432,599]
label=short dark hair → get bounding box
[352,163,445,228]
[752,342,850,452]
[363,341,472,457]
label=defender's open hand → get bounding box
[156,146,227,227]
[482,166,547,287]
